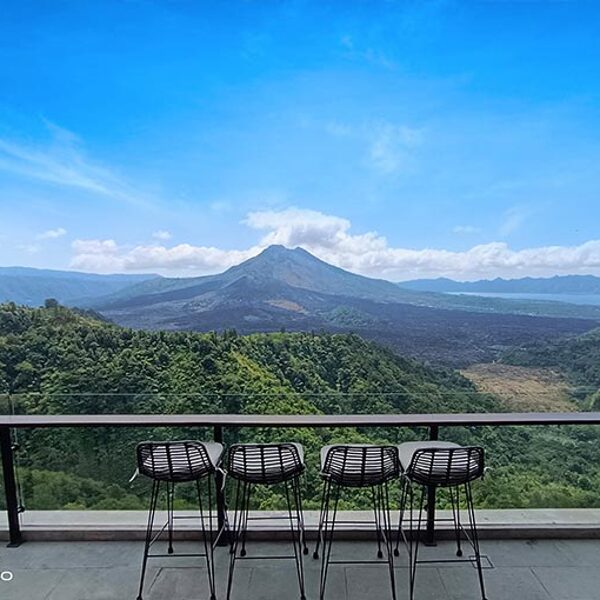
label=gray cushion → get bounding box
[397,441,460,471]
[202,441,225,467]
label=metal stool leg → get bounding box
[197,477,217,600]
[313,478,331,560]
[465,481,487,600]
[167,481,175,554]
[285,476,307,600]
[394,475,409,557]
[292,475,309,556]
[226,478,246,600]
[319,481,340,600]
[372,484,384,559]
[381,480,397,600]
[449,485,463,557]
[239,482,251,557]
[408,485,426,600]
[137,479,160,600]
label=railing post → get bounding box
[213,425,228,546]
[0,426,22,547]
[424,424,438,546]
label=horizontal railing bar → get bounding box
[1,411,600,428]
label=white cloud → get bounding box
[246,209,600,280]
[152,230,172,241]
[70,238,258,274]
[453,225,481,235]
[72,239,119,255]
[70,239,120,271]
[246,208,387,259]
[37,227,67,240]
[69,208,600,280]
[0,122,153,208]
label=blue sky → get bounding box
[1,0,599,280]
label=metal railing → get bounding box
[2,411,600,548]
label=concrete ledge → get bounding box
[2,509,600,542]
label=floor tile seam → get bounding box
[529,566,556,600]
[41,569,68,600]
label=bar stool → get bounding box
[135,440,224,600]
[314,444,400,600]
[225,442,308,600]
[394,441,487,600]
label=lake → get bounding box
[449,292,600,306]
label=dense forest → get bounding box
[1,302,600,511]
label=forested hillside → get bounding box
[1,303,600,511]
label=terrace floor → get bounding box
[1,538,599,600]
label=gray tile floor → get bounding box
[0,538,597,600]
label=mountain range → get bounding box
[5,248,600,314]
[2,246,599,366]
[399,274,600,294]
[0,266,156,307]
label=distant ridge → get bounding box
[398,274,600,294]
[0,266,157,281]
[0,266,159,307]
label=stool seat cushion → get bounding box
[397,441,460,472]
[200,441,226,467]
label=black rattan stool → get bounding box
[394,442,487,600]
[135,440,224,600]
[314,444,400,600]
[225,442,308,600]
